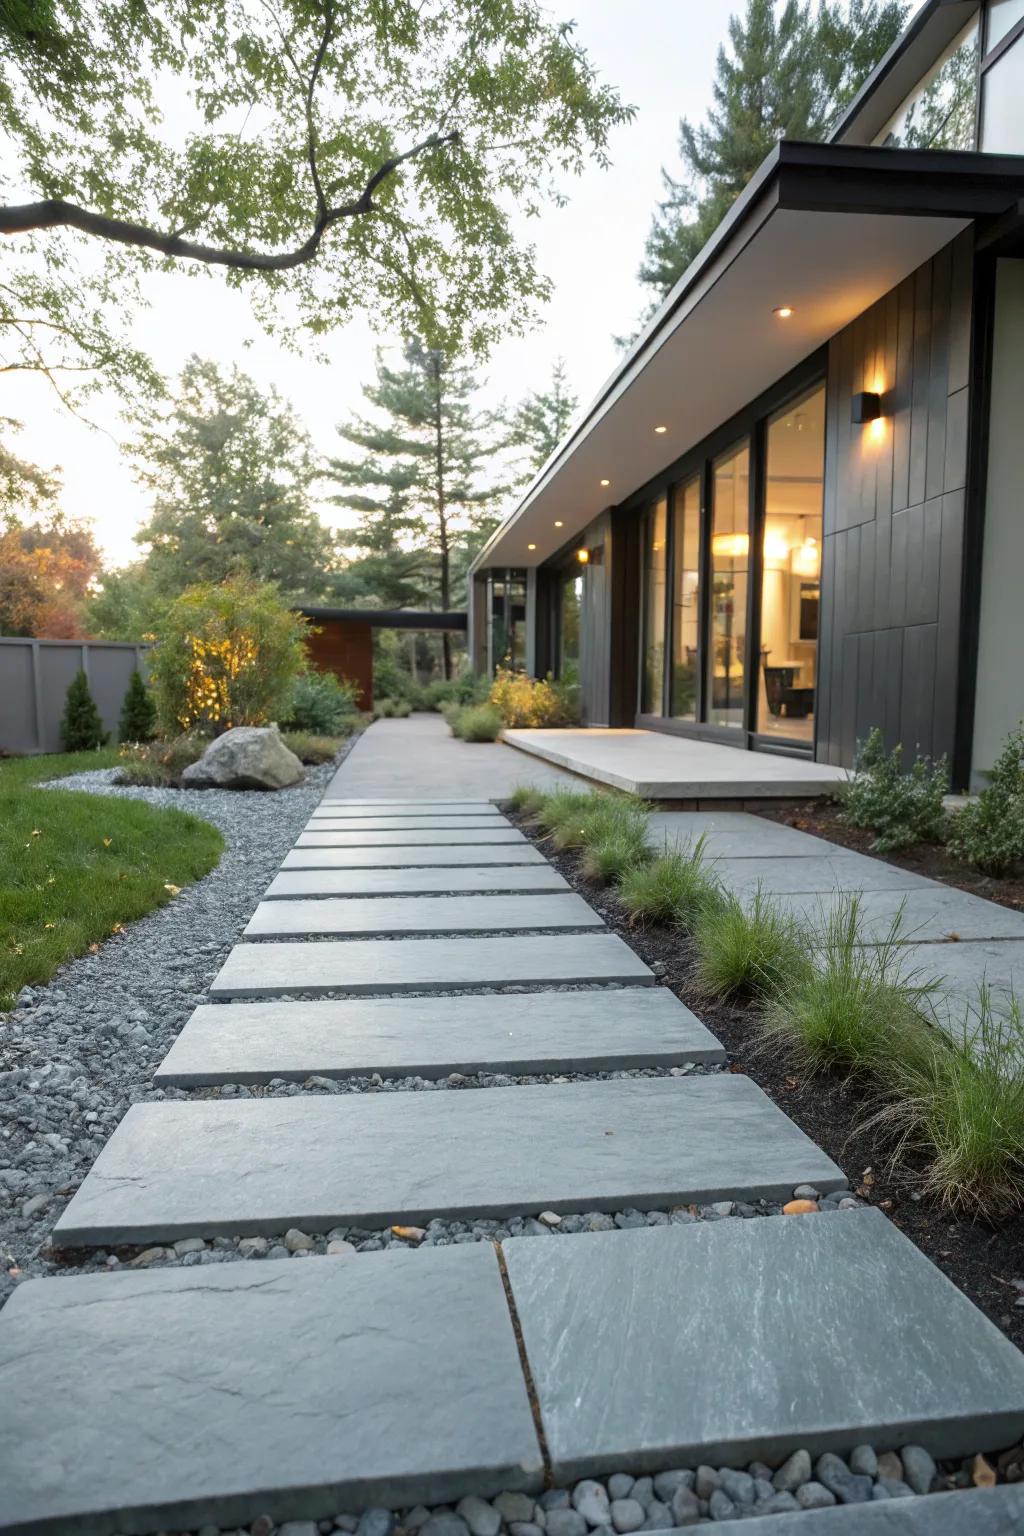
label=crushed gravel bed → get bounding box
[0,756,347,1308]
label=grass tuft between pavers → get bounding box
[0,751,224,1009]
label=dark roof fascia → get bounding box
[828,0,981,146]
[470,137,1024,575]
[299,607,467,631]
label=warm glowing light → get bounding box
[527,543,537,551]
[711,532,749,560]
[576,547,590,564]
[654,425,668,434]
[554,519,564,527]
[763,531,791,566]
[791,537,821,578]
[773,306,794,318]
[600,478,610,486]
[869,415,886,443]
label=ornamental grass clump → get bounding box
[450,704,502,742]
[551,792,648,854]
[506,784,546,818]
[693,888,811,1001]
[581,823,652,885]
[536,788,590,836]
[869,988,1024,1220]
[617,839,723,930]
[840,726,948,852]
[758,894,937,1077]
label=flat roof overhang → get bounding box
[472,140,1024,573]
[299,606,467,631]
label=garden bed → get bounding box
[507,805,1024,1354]
[754,799,1024,912]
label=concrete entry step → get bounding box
[0,1246,541,1535]
[209,933,654,997]
[296,827,528,847]
[281,845,547,869]
[52,1076,843,1246]
[305,817,511,832]
[243,893,603,939]
[311,803,502,818]
[504,1209,1024,1481]
[153,986,726,1086]
[733,1486,1024,1535]
[264,865,571,898]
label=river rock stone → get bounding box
[182,726,304,792]
[815,1454,872,1504]
[796,1483,837,1510]
[901,1445,938,1494]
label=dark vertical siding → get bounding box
[819,230,972,767]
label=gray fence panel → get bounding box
[0,638,151,754]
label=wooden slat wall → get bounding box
[305,619,374,710]
[818,230,972,767]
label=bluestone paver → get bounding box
[263,865,571,898]
[295,827,527,847]
[243,892,602,938]
[304,816,511,832]
[312,802,500,817]
[647,810,846,858]
[709,1486,1024,1534]
[898,939,1024,1012]
[711,852,934,896]
[52,1076,843,1245]
[0,1247,542,1534]
[208,933,653,996]
[281,844,546,870]
[504,1209,1024,1479]
[748,885,1024,944]
[153,987,726,1086]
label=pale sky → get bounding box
[4,4,796,566]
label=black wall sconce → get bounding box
[851,390,882,425]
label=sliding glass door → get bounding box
[641,496,668,715]
[670,476,700,720]
[707,442,750,729]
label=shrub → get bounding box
[421,675,489,711]
[374,697,413,719]
[840,727,948,852]
[488,666,580,728]
[758,894,937,1077]
[147,575,307,736]
[507,784,546,817]
[872,988,1024,1220]
[618,842,723,930]
[115,733,208,786]
[451,704,503,742]
[60,670,108,751]
[283,671,360,735]
[118,669,157,743]
[693,888,810,1000]
[947,724,1024,875]
[279,731,346,765]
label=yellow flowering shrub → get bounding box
[488,667,580,728]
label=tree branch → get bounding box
[0,129,460,271]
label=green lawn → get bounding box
[0,750,224,1009]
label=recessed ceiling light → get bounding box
[527,542,537,551]
[600,478,610,487]
[554,520,564,528]
[654,425,667,434]
[773,305,794,318]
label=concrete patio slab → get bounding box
[710,851,934,896]
[504,1209,1024,1480]
[243,893,603,938]
[52,1076,843,1246]
[326,714,579,799]
[731,1486,1024,1535]
[295,828,528,847]
[281,845,547,870]
[153,987,725,1086]
[750,885,1024,944]
[648,810,846,858]
[313,802,500,817]
[264,865,571,898]
[503,727,847,799]
[0,1247,541,1534]
[209,933,654,996]
[304,817,510,832]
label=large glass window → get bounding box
[987,0,1024,51]
[707,444,750,730]
[876,17,979,149]
[559,573,582,682]
[757,385,825,744]
[670,476,700,720]
[980,37,1024,150]
[488,569,527,673]
[641,496,668,714]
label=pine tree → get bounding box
[118,668,157,743]
[512,360,580,475]
[328,343,509,678]
[60,669,108,751]
[640,1,908,300]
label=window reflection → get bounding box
[757,385,825,744]
[559,573,582,682]
[641,497,668,715]
[671,476,700,720]
[707,445,749,729]
[877,17,979,148]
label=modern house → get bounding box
[468,0,1024,789]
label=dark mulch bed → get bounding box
[507,807,1024,1354]
[755,799,1024,913]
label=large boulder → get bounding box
[181,725,304,791]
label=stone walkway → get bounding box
[3,722,1024,1534]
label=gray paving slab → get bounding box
[0,1247,542,1534]
[648,810,846,858]
[154,987,725,1086]
[295,827,528,847]
[52,1076,843,1246]
[325,713,577,798]
[729,1486,1024,1536]
[305,817,510,832]
[243,893,604,938]
[504,1208,1024,1480]
[897,939,1024,1013]
[281,844,546,869]
[208,933,653,996]
[264,865,571,898]
[745,885,1024,944]
[312,802,500,817]
[710,851,934,896]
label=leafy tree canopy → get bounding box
[131,355,335,602]
[511,358,579,475]
[0,416,60,518]
[640,0,908,300]
[0,0,633,402]
[0,508,101,636]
